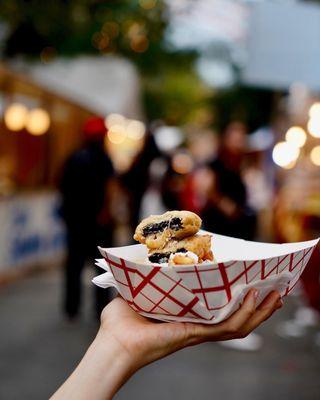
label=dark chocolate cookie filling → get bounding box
[148,248,187,263]
[142,217,183,236]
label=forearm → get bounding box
[50,330,134,400]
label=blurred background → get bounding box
[0,0,319,399]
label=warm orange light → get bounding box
[105,113,126,129]
[310,145,320,166]
[26,108,50,135]
[4,103,28,131]
[172,152,194,174]
[130,36,149,53]
[92,32,109,50]
[272,141,300,168]
[107,124,127,144]
[309,102,320,118]
[285,126,307,148]
[139,0,157,9]
[102,22,119,38]
[307,117,320,138]
[126,120,145,140]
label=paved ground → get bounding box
[0,268,319,400]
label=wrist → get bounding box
[51,329,136,400]
[95,328,135,370]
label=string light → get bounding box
[130,36,149,53]
[126,120,145,140]
[309,102,320,118]
[25,108,50,136]
[172,152,194,174]
[272,141,300,168]
[310,145,320,166]
[307,117,320,138]
[139,0,157,10]
[4,103,28,131]
[105,113,126,129]
[107,124,127,144]
[285,126,307,148]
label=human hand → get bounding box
[51,289,282,400]
[99,289,282,372]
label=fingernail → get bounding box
[253,289,259,300]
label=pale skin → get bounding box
[51,289,282,400]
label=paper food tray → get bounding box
[92,232,319,324]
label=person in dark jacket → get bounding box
[202,121,256,240]
[60,117,114,319]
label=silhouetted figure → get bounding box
[203,122,256,240]
[60,117,114,319]
[122,131,161,232]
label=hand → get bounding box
[99,289,282,372]
[51,289,282,400]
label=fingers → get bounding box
[221,288,259,334]
[189,290,282,344]
[192,289,258,342]
[238,291,282,337]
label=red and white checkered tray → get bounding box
[93,233,319,324]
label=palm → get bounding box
[100,298,192,367]
[100,290,281,369]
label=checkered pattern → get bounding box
[98,243,317,324]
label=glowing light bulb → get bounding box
[126,120,145,140]
[4,103,28,131]
[307,118,320,138]
[26,108,50,135]
[272,141,300,168]
[172,152,194,174]
[309,102,320,118]
[139,0,157,9]
[107,124,126,144]
[285,126,307,148]
[310,145,320,166]
[105,113,126,129]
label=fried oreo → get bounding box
[134,210,201,250]
[148,234,213,264]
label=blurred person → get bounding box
[161,156,187,211]
[59,117,115,320]
[242,152,274,241]
[202,121,256,240]
[275,197,320,341]
[199,122,260,351]
[121,131,161,234]
[51,289,282,399]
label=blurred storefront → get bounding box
[0,57,144,279]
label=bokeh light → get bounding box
[309,102,320,118]
[107,124,127,144]
[126,120,145,140]
[130,36,149,53]
[92,32,109,51]
[139,0,157,10]
[285,126,307,148]
[25,108,50,136]
[272,141,300,168]
[102,22,119,38]
[105,113,126,129]
[282,159,297,170]
[172,151,194,174]
[154,126,183,152]
[310,145,320,166]
[4,103,28,131]
[307,117,320,138]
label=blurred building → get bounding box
[0,56,143,279]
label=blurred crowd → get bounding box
[59,115,320,348]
